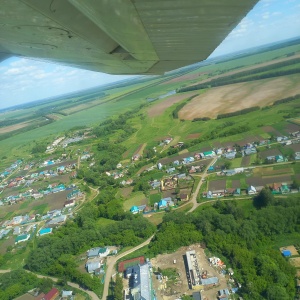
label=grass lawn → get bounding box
[146,213,164,225]
[96,218,116,227]
[250,154,257,164]
[31,203,48,215]
[231,157,243,168]
[123,192,146,210]
[149,192,162,206]
[271,232,300,251]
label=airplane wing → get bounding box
[0,0,259,74]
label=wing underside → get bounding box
[0,0,259,74]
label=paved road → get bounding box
[102,234,155,300]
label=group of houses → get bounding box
[0,159,22,180]
[203,182,297,199]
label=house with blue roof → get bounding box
[158,200,167,209]
[130,206,139,214]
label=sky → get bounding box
[0,0,300,110]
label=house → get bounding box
[166,167,176,174]
[39,228,52,236]
[275,155,284,163]
[86,261,101,273]
[158,197,174,209]
[42,288,59,300]
[282,250,292,257]
[201,277,219,287]
[130,206,139,214]
[208,166,214,172]
[281,183,290,194]
[157,163,163,170]
[87,247,109,258]
[247,186,257,195]
[224,169,236,176]
[158,200,167,209]
[64,199,75,207]
[224,152,236,159]
[295,152,300,160]
[200,151,216,158]
[218,289,230,299]
[271,183,281,194]
[173,160,180,166]
[61,291,73,299]
[180,194,189,201]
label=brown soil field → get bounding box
[285,123,300,133]
[289,257,300,268]
[280,245,299,256]
[246,175,292,186]
[259,148,282,159]
[178,74,300,120]
[232,180,241,189]
[147,92,197,117]
[209,179,226,190]
[45,114,62,120]
[188,53,300,88]
[0,120,34,134]
[261,168,294,176]
[262,126,282,136]
[288,143,300,152]
[241,156,251,167]
[186,133,201,139]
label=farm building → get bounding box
[39,228,52,236]
[282,250,292,257]
[87,247,109,258]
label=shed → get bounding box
[282,250,292,257]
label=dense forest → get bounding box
[147,191,299,299]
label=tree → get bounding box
[223,161,232,169]
[253,188,274,209]
[291,179,300,189]
[114,274,123,300]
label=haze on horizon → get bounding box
[0,0,300,110]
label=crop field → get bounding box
[259,148,282,159]
[178,74,300,120]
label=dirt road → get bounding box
[188,157,217,212]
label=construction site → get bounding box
[150,244,229,300]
